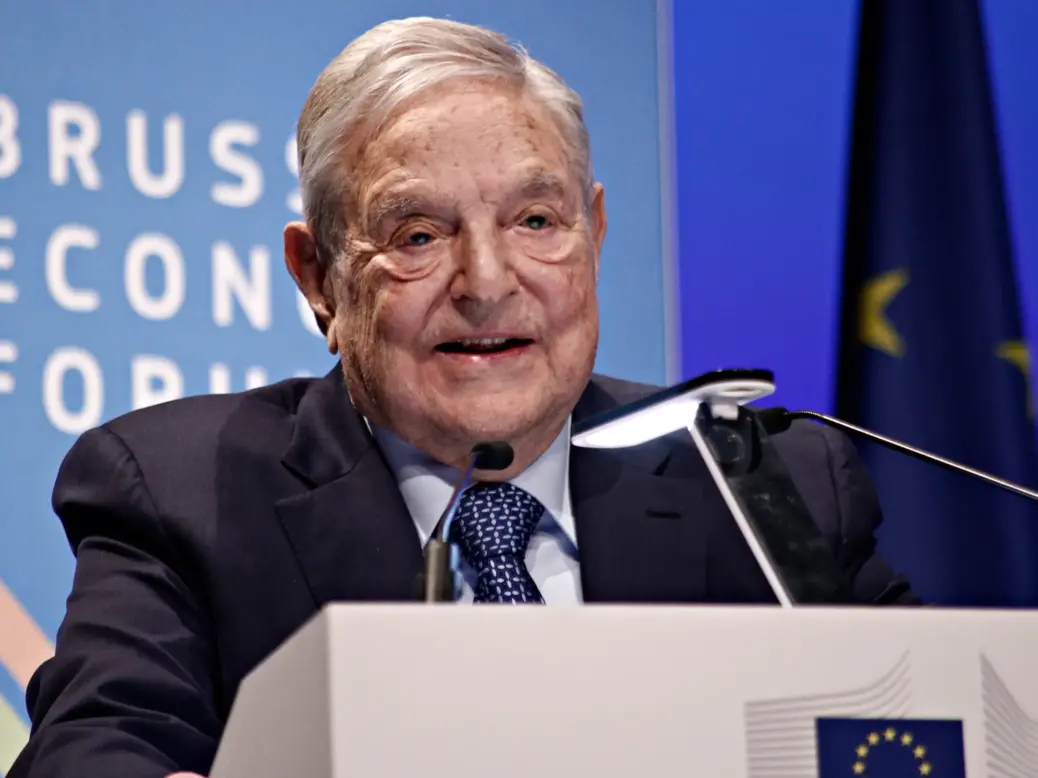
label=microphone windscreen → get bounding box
[471,441,514,471]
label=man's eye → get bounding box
[405,231,434,246]
[523,214,550,230]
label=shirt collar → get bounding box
[368,417,574,547]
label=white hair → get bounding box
[296,16,594,260]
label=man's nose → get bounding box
[451,226,518,311]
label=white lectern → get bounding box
[209,605,1038,778]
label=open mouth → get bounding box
[435,337,534,355]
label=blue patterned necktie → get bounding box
[450,482,545,604]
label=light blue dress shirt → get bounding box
[369,419,583,604]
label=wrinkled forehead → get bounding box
[347,82,581,211]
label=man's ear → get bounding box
[589,182,607,280]
[284,221,339,353]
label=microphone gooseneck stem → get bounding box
[788,410,1038,503]
[420,440,513,603]
[438,455,479,544]
[422,451,479,603]
[422,539,459,603]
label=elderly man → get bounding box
[9,16,916,778]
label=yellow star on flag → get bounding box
[860,268,909,357]
[997,340,1034,418]
[868,732,881,745]
[901,732,914,746]
[885,727,898,741]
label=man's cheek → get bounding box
[521,248,593,289]
[547,282,592,329]
[377,284,435,343]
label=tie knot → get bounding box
[450,481,544,563]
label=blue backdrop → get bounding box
[0,1,670,766]
[0,0,669,628]
[0,0,1036,771]
[675,0,1038,416]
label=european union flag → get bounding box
[835,0,1038,605]
[816,718,965,777]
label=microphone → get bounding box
[422,441,514,602]
[755,408,1038,502]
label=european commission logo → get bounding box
[816,718,965,777]
[745,651,1038,778]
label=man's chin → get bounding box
[452,412,534,444]
[438,397,546,441]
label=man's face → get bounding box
[322,81,606,467]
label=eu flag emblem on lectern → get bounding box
[816,718,966,777]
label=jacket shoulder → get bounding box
[98,375,315,453]
[587,373,661,402]
[52,375,322,522]
[581,373,664,416]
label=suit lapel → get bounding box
[275,367,424,604]
[569,380,711,603]
[272,369,717,605]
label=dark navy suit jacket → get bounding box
[8,366,916,777]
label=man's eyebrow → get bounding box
[365,194,428,233]
[365,172,570,231]
[515,170,568,200]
